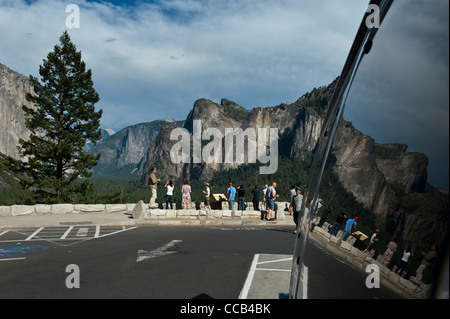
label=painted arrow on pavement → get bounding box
[136,240,183,262]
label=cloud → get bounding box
[0,0,367,131]
[0,0,447,187]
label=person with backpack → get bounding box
[227,182,236,217]
[266,182,279,221]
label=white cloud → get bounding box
[1,0,447,187]
[0,0,367,130]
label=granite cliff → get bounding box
[0,63,35,159]
[330,120,447,250]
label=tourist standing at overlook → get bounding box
[262,185,268,211]
[292,187,303,233]
[227,183,236,217]
[238,185,245,211]
[203,182,211,210]
[266,182,279,221]
[181,179,192,210]
[317,204,331,228]
[381,237,398,266]
[329,212,347,236]
[288,185,296,215]
[363,229,380,254]
[164,180,174,209]
[341,216,358,241]
[395,246,414,277]
[252,186,260,211]
[149,167,160,208]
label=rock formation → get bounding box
[0,63,35,159]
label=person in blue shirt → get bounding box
[341,216,358,241]
[227,182,236,217]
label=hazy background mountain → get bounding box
[87,118,184,178]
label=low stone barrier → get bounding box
[131,200,288,221]
[0,203,134,217]
[308,216,432,298]
[0,200,291,221]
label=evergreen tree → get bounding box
[11,31,102,203]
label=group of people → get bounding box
[316,205,439,283]
[321,205,439,281]
[376,234,437,281]
[148,167,294,221]
[226,182,280,220]
[148,167,211,210]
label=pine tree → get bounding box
[12,31,103,203]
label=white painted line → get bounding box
[0,230,10,237]
[98,226,137,239]
[25,227,44,241]
[76,227,89,237]
[0,257,26,262]
[254,268,291,272]
[94,226,100,238]
[239,254,259,299]
[60,226,74,239]
[256,257,292,265]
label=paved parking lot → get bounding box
[0,225,137,248]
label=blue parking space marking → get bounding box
[0,244,52,259]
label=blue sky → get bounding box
[0,0,448,188]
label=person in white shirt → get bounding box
[164,180,174,209]
[395,246,414,277]
[203,182,211,210]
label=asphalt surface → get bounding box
[0,212,403,301]
[0,224,295,299]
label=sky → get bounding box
[1,0,367,131]
[343,0,449,189]
[0,0,448,188]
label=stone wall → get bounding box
[0,203,133,217]
[308,216,432,298]
[0,201,292,220]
